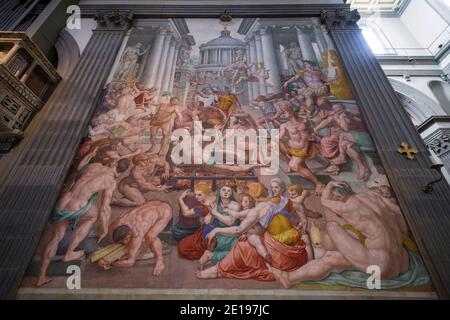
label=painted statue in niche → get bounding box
[22,18,432,296]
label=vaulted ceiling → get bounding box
[348,0,410,13]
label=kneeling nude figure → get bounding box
[106,200,172,276]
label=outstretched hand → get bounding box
[206,230,216,242]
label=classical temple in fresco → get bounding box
[0,0,449,300]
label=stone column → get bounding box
[254,33,267,96]
[1,43,21,65]
[260,27,281,93]
[246,43,253,102]
[19,61,37,83]
[141,28,169,88]
[296,26,317,63]
[249,39,260,99]
[161,38,176,93]
[322,9,450,299]
[0,11,133,299]
[168,44,181,94]
[313,24,328,53]
[154,32,173,95]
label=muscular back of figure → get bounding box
[57,164,115,212]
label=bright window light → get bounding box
[362,28,386,54]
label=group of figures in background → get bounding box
[30,19,430,293]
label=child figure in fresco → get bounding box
[211,193,272,263]
[286,184,322,233]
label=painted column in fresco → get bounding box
[260,26,281,93]
[312,22,328,54]
[246,43,253,102]
[0,11,133,299]
[249,39,260,99]
[155,32,173,95]
[296,26,317,63]
[162,38,177,93]
[322,9,450,299]
[142,28,168,88]
[168,43,181,94]
[254,33,267,96]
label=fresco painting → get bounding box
[21,18,432,295]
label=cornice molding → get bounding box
[79,3,350,18]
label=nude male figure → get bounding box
[280,107,324,194]
[314,104,369,180]
[36,160,123,287]
[149,96,183,156]
[267,179,410,288]
[113,154,170,207]
[105,200,173,276]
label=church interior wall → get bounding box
[400,0,449,55]
[1,0,450,300]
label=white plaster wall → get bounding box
[390,76,441,103]
[401,0,449,55]
[389,75,447,115]
[359,16,425,56]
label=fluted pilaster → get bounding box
[0,11,133,299]
[322,8,450,299]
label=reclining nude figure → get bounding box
[36,161,120,287]
[266,179,410,288]
[101,201,173,276]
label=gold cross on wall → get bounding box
[398,142,418,160]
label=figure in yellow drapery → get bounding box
[206,93,239,128]
[255,192,300,246]
[321,50,354,100]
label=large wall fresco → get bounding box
[21,18,433,296]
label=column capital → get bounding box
[320,9,361,31]
[169,37,177,47]
[294,25,312,34]
[259,26,273,36]
[94,10,134,31]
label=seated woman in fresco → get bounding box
[177,183,216,260]
[195,181,312,281]
[198,184,241,269]
[177,183,242,269]
[210,193,273,263]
